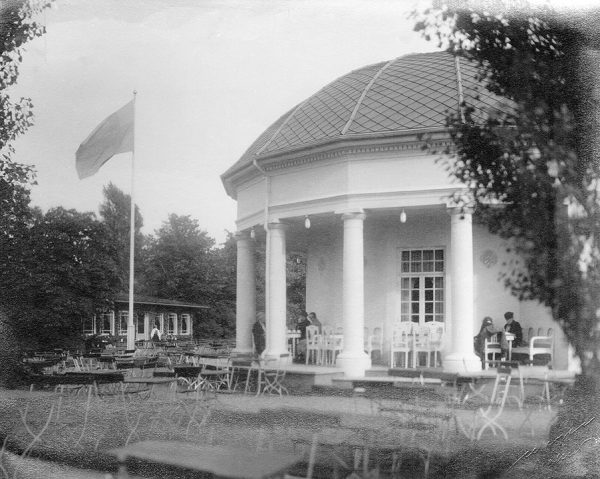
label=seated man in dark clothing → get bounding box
[502,311,523,357]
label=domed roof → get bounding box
[223,51,504,180]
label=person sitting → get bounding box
[307,312,322,331]
[501,311,523,357]
[252,312,266,357]
[473,316,502,369]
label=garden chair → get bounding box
[412,324,430,368]
[305,325,321,365]
[427,322,444,367]
[390,322,412,368]
[321,327,343,365]
[258,353,290,396]
[483,333,502,369]
[475,362,521,440]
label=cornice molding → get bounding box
[261,138,453,173]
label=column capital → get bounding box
[267,222,290,231]
[234,230,253,242]
[446,206,474,217]
[341,211,366,222]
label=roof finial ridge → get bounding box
[341,58,398,135]
[255,101,307,157]
[454,55,466,123]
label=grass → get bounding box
[0,383,588,478]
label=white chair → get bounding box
[320,326,343,365]
[528,330,554,366]
[390,322,412,368]
[366,326,384,362]
[483,333,502,369]
[305,325,321,365]
[412,325,430,368]
[427,322,445,367]
[526,327,534,345]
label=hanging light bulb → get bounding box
[304,215,311,229]
[400,209,407,224]
[250,227,256,239]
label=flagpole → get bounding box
[127,91,137,351]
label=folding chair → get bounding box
[259,354,290,396]
[475,362,520,440]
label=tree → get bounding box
[12,207,120,349]
[0,0,52,386]
[140,214,235,336]
[99,182,144,291]
[414,3,600,473]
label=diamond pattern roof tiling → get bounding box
[223,51,509,178]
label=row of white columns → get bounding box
[235,208,481,376]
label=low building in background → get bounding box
[82,294,208,344]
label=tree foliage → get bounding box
[12,207,120,349]
[414,4,600,373]
[414,4,600,469]
[99,182,144,291]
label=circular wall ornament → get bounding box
[480,249,498,268]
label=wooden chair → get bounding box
[390,322,412,368]
[512,328,554,366]
[427,322,444,367]
[483,333,502,369]
[321,328,343,366]
[412,324,431,368]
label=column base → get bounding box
[336,351,372,377]
[443,352,482,373]
[263,347,289,359]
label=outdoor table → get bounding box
[109,440,303,479]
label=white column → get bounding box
[443,207,481,372]
[264,222,289,357]
[234,231,256,354]
[336,211,371,376]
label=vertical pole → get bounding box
[127,91,137,351]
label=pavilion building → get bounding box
[221,51,571,377]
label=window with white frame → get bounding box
[167,313,177,335]
[83,316,95,335]
[399,249,445,324]
[178,314,190,335]
[118,311,128,335]
[152,313,163,331]
[100,312,114,334]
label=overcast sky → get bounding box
[11,0,586,244]
[10,0,435,243]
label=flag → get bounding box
[76,100,134,179]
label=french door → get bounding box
[398,249,445,325]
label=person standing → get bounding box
[252,312,266,356]
[150,324,162,342]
